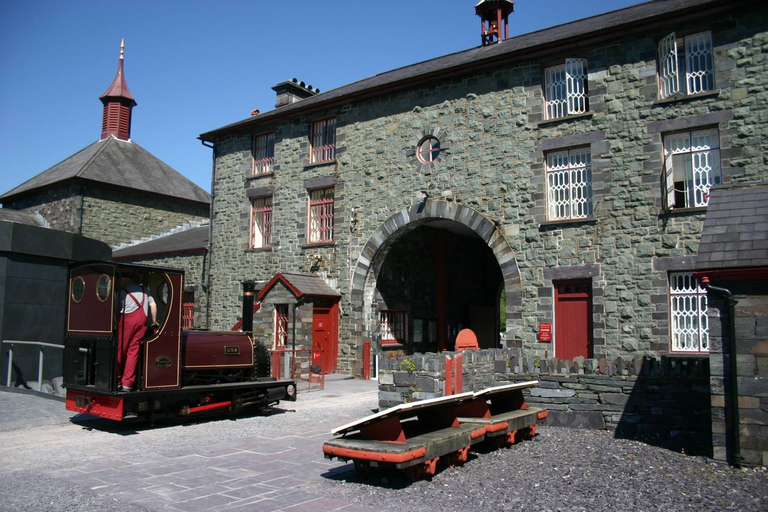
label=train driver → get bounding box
[117,276,157,392]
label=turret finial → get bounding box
[120,38,125,60]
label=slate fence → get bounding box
[378,349,712,455]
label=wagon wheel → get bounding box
[353,459,371,475]
[444,446,470,468]
[492,435,508,450]
[521,424,538,440]
[405,457,438,482]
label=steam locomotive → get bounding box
[64,261,296,421]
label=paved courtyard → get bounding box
[0,378,379,511]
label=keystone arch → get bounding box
[349,200,523,349]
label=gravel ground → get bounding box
[301,426,768,512]
[1,382,767,512]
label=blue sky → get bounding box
[0,0,641,196]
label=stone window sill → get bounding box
[659,207,707,216]
[301,242,336,249]
[381,342,405,350]
[652,90,721,106]
[304,159,338,170]
[537,112,593,128]
[665,352,709,358]
[246,247,273,253]
[539,217,598,230]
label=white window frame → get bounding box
[546,147,593,220]
[662,127,721,209]
[252,132,275,175]
[669,273,709,353]
[658,31,715,99]
[308,187,334,243]
[544,58,588,120]
[310,118,336,163]
[250,196,273,249]
[380,310,406,345]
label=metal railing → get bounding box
[2,340,64,392]
[269,348,324,392]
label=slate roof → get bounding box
[0,136,210,205]
[200,0,733,141]
[0,209,45,227]
[258,272,341,300]
[112,225,208,259]
[696,184,768,270]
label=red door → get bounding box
[554,280,593,360]
[312,301,339,374]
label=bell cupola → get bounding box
[475,0,515,46]
[99,39,137,141]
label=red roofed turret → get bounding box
[99,39,136,141]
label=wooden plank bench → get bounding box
[454,381,549,449]
[322,392,486,480]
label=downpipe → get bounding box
[700,276,741,466]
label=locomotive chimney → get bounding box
[242,281,255,333]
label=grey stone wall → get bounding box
[207,9,768,373]
[3,184,80,233]
[379,349,712,455]
[6,184,209,248]
[707,280,768,467]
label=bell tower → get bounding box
[475,0,515,46]
[99,39,137,141]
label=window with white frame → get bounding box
[275,304,289,348]
[380,310,406,345]
[546,147,593,220]
[658,31,715,99]
[250,196,272,248]
[310,118,336,163]
[252,132,275,175]
[308,187,334,243]
[669,273,709,353]
[662,128,721,209]
[544,58,588,120]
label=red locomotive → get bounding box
[64,261,296,421]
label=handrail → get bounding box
[2,340,63,391]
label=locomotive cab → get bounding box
[63,262,181,392]
[64,261,296,421]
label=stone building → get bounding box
[199,0,768,378]
[0,42,210,249]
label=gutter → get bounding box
[700,276,742,467]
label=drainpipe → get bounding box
[700,276,741,466]
[201,140,215,330]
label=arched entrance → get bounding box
[350,200,522,354]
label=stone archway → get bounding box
[350,200,522,350]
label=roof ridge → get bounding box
[77,136,116,178]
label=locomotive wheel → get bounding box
[252,340,271,378]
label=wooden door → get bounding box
[312,301,339,374]
[554,280,593,360]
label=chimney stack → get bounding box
[272,78,319,108]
